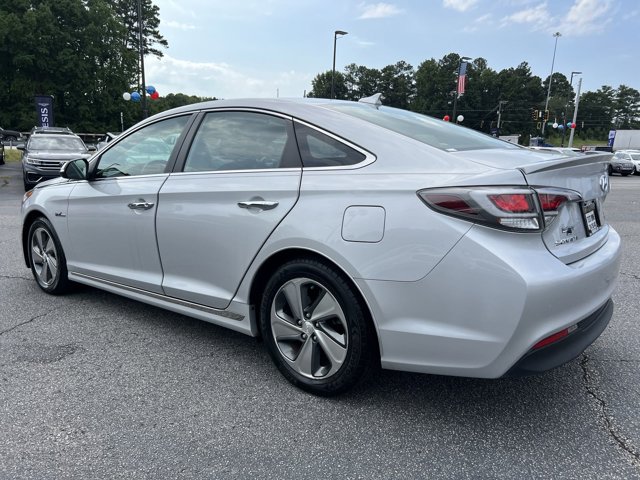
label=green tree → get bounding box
[613,85,640,128]
[343,63,381,101]
[308,71,347,99]
[0,0,164,132]
[113,0,168,58]
[578,86,615,138]
[378,61,415,109]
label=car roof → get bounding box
[31,126,74,135]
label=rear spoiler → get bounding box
[518,153,612,175]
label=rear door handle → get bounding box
[237,200,279,211]
[128,200,155,210]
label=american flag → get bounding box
[457,61,468,96]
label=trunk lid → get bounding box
[520,153,611,264]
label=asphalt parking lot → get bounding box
[1,159,639,479]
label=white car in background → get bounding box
[21,97,621,395]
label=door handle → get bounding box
[237,200,279,211]
[128,200,155,210]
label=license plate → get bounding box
[582,200,600,236]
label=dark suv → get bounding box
[20,132,93,190]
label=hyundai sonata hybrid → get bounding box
[21,97,621,395]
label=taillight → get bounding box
[417,186,580,232]
[536,188,578,226]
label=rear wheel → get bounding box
[27,217,71,294]
[260,259,375,396]
[607,165,613,176]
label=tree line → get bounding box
[0,0,214,133]
[1,2,638,141]
[309,54,640,144]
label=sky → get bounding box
[145,0,639,100]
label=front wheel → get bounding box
[260,259,375,396]
[27,217,71,294]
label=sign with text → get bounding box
[34,95,54,127]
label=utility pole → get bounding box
[568,77,582,148]
[541,32,561,137]
[496,101,507,131]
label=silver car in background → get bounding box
[612,150,640,176]
[21,98,621,395]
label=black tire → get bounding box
[260,258,375,396]
[607,165,613,176]
[27,217,71,294]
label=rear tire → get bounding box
[607,165,613,176]
[260,258,375,396]
[27,217,71,294]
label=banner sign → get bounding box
[34,95,54,127]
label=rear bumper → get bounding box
[356,225,621,378]
[504,298,612,376]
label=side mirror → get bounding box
[16,145,25,151]
[61,158,88,180]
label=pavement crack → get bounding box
[0,274,31,280]
[620,271,640,281]
[580,354,640,468]
[0,306,63,336]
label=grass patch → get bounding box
[3,148,22,162]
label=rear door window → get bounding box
[183,111,301,172]
[294,123,366,168]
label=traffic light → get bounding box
[531,109,539,120]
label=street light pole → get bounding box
[137,0,148,119]
[331,30,348,99]
[541,32,561,137]
[451,56,471,123]
[561,71,581,146]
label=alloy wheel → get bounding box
[270,277,348,379]
[30,226,59,287]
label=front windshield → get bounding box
[324,103,521,152]
[29,136,86,151]
[629,153,640,160]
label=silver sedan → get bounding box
[21,98,621,395]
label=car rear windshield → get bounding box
[324,103,521,152]
[29,136,86,151]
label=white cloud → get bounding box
[145,55,312,99]
[462,13,492,32]
[358,2,404,19]
[500,0,613,36]
[500,2,549,29]
[162,20,197,30]
[555,0,613,35]
[443,0,478,12]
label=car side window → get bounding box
[95,116,189,178]
[183,112,300,172]
[294,122,366,168]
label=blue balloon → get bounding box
[558,124,564,130]
[566,122,572,128]
[146,85,156,95]
[131,91,141,102]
